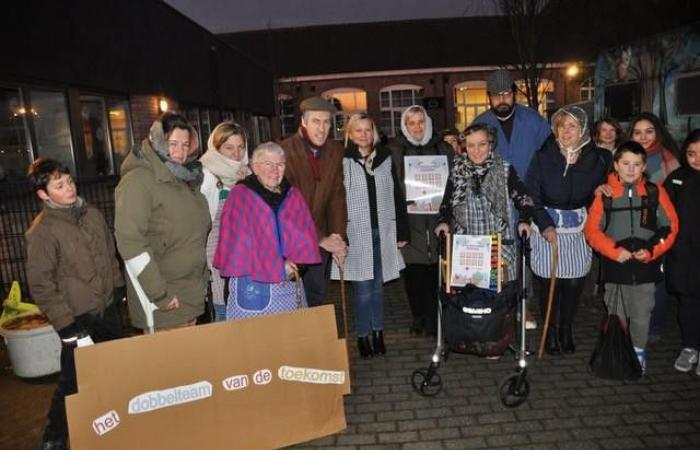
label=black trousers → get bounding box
[43,301,124,444]
[403,263,439,334]
[303,250,330,307]
[678,294,700,349]
[534,275,586,329]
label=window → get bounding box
[250,115,271,147]
[322,88,367,140]
[454,81,489,132]
[200,109,211,148]
[515,79,555,117]
[0,87,32,180]
[107,100,133,174]
[278,94,295,137]
[184,107,202,150]
[80,96,114,177]
[379,84,424,138]
[222,111,235,122]
[604,82,641,121]
[28,89,76,175]
[580,78,594,102]
[676,72,700,115]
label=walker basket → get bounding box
[441,281,518,356]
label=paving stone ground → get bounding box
[2,279,699,449]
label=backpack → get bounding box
[602,181,670,248]
[602,181,658,232]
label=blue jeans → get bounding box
[351,229,384,337]
[213,303,227,322]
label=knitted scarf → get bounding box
[199,133,249,188]
[149,120,204,189]
[451,151,509,224]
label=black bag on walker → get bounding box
[442,281,518,356]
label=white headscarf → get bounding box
[400,105,433,146]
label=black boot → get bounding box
[409,317,424,335]
[545,326,561,355]
[357,336,373,359]
[559,326,576,354]
[372,330,386,355]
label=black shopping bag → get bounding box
[589,286,642,381]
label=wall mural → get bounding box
[594,25,700,140]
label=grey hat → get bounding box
[299,96,337,113]
[486,70,514,94]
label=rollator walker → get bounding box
[410,232,532,408]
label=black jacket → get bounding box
[526,136,612,229]
[664,166,700,296]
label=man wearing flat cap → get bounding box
[473,69,550,179]
[279,96,347,307]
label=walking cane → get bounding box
[339,265,351,366]
[537,239,559,360]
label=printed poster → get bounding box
[404,155,448,214]
[450,234,493,289]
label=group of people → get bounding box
[23,68,700,449]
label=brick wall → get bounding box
[129,95,180,143]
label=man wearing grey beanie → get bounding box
[473,69,550,181]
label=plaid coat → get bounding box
[331,151,406,282]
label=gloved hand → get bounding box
[57,323,83,345]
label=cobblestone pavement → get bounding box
[2,279,699,449]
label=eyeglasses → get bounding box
[255,161,286,170]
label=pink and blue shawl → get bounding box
[214,183,320,283]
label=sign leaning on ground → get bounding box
[66,305,350,450]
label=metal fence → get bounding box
[0,177,119,300]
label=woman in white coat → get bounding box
[332,113,409,358]
[199,121,250,321]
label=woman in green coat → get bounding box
[115,112,211,331]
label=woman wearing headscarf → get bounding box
[330,113,409,358]
[200,121,250,321]
[388,105,454,336]
[435,123,538,283]
[526,106,611,355]
[214,142,320,320]
[115,112,211,331]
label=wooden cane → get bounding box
[339,265,351,366]
[537,239,559,360]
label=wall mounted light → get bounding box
[566,63,580,79]
[159,97,169,113]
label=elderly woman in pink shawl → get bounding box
[214,142,320,320]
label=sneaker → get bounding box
[634,347,647,375]
[674,348,699,373]
[525,311,537,330]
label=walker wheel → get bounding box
[499,373,530,408]
[411,368,443,397]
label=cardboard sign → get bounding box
[66,305,350,450]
